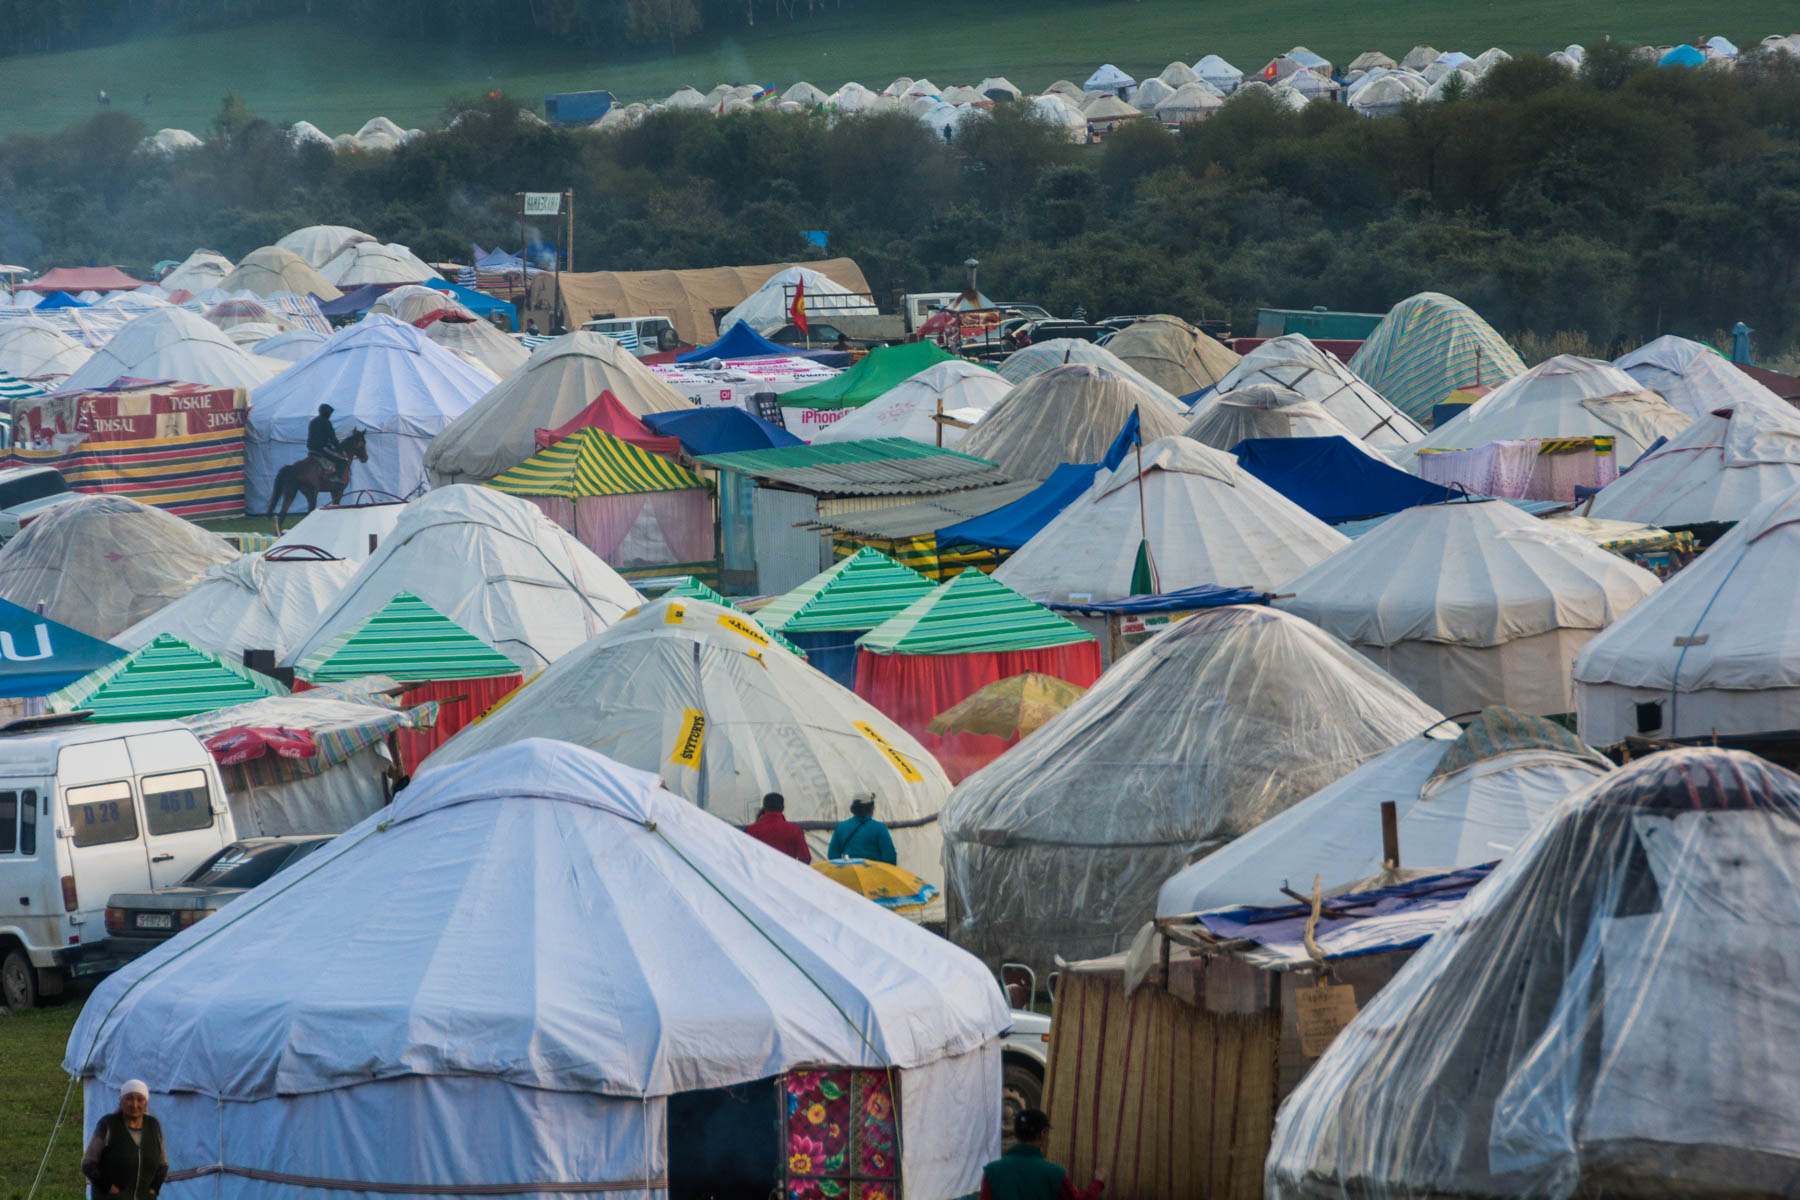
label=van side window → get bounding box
[19,789,35,855]
[0,791,14,854]
[67,780,138,847]
[143,769,214,836]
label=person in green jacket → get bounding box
[81,1079,167,1200]
[826,794,897,864]
[980,1108,1106,1200]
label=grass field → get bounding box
[0,0,1792,137]
[1,995,88,1200]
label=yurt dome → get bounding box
[1266,748,1800,1200]
[219,246,342,300]
[66,738,1009,1198]
[809,359,1011,447]
[366,283,472,325]
[1082,63,1136,98]
[427,597,954,886]
[421,312,530,377]
[1157,60,1200,88]
[1213,333,1426,447]
[1613,333,1786,420]
[978,75,1021,100]
[202,296,293,332]
[717,266,878,333]
[158,249,234,294]
[1278,500,1660,716]
[1182,382,1382,453]
[1130,77,1175,112]
[0,318,92,379]
[270,496,405,560]
[1154,81,1228,123]
[425,331,689,486]
[996,338,1184,411]
[318,241,435,288]
[0,494,236,639]
[993,435,1349,601]
[61,305,278,392]
[1029,94,1089,142]
[274,224,376,269]
[1348,291,1526,423]
[1193,54,1244,92]
[1103,315,1240,395]
[112,550,358,660]
[959,363,1188,480]
[1587,397,1800,528]
[1348,50,1399,72]
[665,85,710,109]
[781,80,829,105]
[941,604,1444,969]
[247,315,495,509]
[251,328,327,362]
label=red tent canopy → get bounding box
[534,390,684,457]
[19,266,147,294]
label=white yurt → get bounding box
[781,80,829,105]
[1130,76,1175,113]
[283,486,642,674]
[1082,63,1136,98]
[288,120,333,147]
[274,224,376,269]
[1574,483,1800,745]
[1613,333,1786,420]
[425,332,689,486]
[66,738,1008,1199]
[978,75,1021,100]
[716,266,877,333]
[993,436,1349,601]
[251,328,327,362]
[270,497,406,560]
[247,315,495,510]
[138,127,202,154]
[1400,44,1441,71]
[111,551,359,660]
[1586,397,1800,528]
[1104,314,1240,396]
[1157,59,1199,88]
[997,338,1184,411]
[1350,71,1428,115]
[218,246,342,301]
[60,306,278,392]
[829,81,878,111]
[810,359,1011,447]
[1348,50,1399,73]
[421,313,531,377]
[1193,54,1244,93]
[1157,708,1612,916]
[941,604,1444,969]
[1266,749,1800,1200]
[1155,80,1227,123]
[158,249,234,294]
[0,318,91,379]
[1279,500,1660,716]
[1029,93,1089,142]
[1183,382,1385,454]
[959,363,1188,481]
[365,283,473,325]
[1212,333,1426,447]
[665,85,709,109]
[318,241,435,288]
[428,597,954,886]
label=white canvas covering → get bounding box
[1281,500,1659,715]
[425,331,690,486]
[1266,748,1800,1200]
[1155,80,1227,122]
[1183,382,1383,455]
[219,246,342,301]
[997,338,1184,411]
[1104,315,1239,394]
[1029,94,1089,141]
[994,436,1349,601]
[1575,483,1800,745]
[251,328,326,362]
[66,738,1006,1198]
[1614,333,1786,420]
[782,80,829,105]
[247,315,495,509]
[366,283,474,325]
[0,317,91,379]
[424,314,530,377]
[61,306,277,392]
[428,597,953,886]
[271,499,405,560]
[959,363,1188,481]
[1157,718,1611,915]
[111,552,358,659]
[158,249,233,295]
[318,241,435,288]
[283,486,640,673]
[0,494,236,639]
[1194,54,1244,92]
[1587,397,1800,527]
[716,265,877,333]
[1212,333,1426,447]
[274,224,375,269]
[941,605,1444,969]
[1083,63,1136,96]
[810,359,1010,447]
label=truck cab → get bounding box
[0,716,235,1007]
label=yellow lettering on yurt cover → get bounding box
[669,708,706,767]
[852,721,924,784]
[716,612,771,647]
[664,602,686,624]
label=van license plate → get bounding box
[134,913,173,930]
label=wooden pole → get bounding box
[1380,800,1400,869]
[1133,405,1151,588]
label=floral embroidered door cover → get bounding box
[783,1067,901,1199]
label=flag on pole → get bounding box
[1130,539,1160,595]
[790,278,809,337]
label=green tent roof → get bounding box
[297,591,521,684]
[49,633,287,722]
[486,427,705,497]
[758,547,937,634]
[857,568,1094,655]
[654,576,809,659]
[778,341,959,411]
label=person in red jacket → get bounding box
[745,793,811,863]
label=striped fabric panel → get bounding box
[0,370,46,399]
[1349,296,1525,423]
[297,591,520,684]
[487,428,704,498]
[49,633,286,722]
[829,535,1003,582]
[856,567,1094,655]
[2,427,245,517]
[757,546,937,634]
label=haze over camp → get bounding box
[2,5,1800,1199]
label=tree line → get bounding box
[1,44,1797,357]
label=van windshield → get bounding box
[183,842,298,889]
[0,471,67,510]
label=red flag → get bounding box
[790,278,809,337]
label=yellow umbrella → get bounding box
[926,672,1087,739]
[813,859,938,911]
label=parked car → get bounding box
[0,467,75,543]
[765,321,850,347]
[1004,1007,1052,1136]
[0,714,235,1008]
[104,834,334,960]
[579,315,681,357]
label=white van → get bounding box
[0,716,235,1007]
[579,315,680,357]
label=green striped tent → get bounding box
[758,547,937,634]
[486,427,706,497]
[296,591,521,684]
[1348,292,1525,424]
[857,568,1093,655]
[651,575,808,659]
[48,633,287,722]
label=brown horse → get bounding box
[269,429,369,533]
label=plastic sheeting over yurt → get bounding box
[0,494,236,639]
[1347,292,1526,423]
[428,598,954,884]
[218,246,342,301]
[994,436,1349,601]
[1613,333,1788,420]
[941,604,1444,969]
[274,224,375,269]
[425,332,690,486]
[270,498,405,560]
[959,363,1188,480]
[715,265,878,333]
[158,249,234,295]
[1574,484,1800,746]
[1266,749,1800,1200]
[247,315,494,509]
[421,313,530,377]
[0,318,91,379]
[66,738,1008,1200]
[252,328,327,362]
[319,241,435,288]
[283,486,642,674]
[111,551,358,660]
[996,339,1183,412]
[1212,334,1426,447]
[1279,500,1660,716]
[809,359,1010,447]
[1183,382,1384,455]
[1103,315,1240,396]
[1586,397,1800,528]
[60,306,278,392]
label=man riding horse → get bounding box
[268,405,367,534]
[308,403,349,476]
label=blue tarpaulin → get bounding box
[678,321,850,367]
[1046,585,1272,615]
[936,414,1141,551]
[640,407,804,457]
[434,279,517,330]
[317,283,393,317]
[35,292,87,310]
[0,598,125,697]
[1232,436,1455,524]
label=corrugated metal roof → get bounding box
[50,634,287,722]
[858,568,1094,655]
[698,437,1009,496]
[758,547,936,634]
[298,591,520,684]
[809,481,1042,539]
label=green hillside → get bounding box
[0,0,1790,136]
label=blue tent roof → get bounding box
[1045,585,1272,615]
[434,279,517,330]
[639,407,804,457]
[35,291,87,310]
[678,320,793,363]
[1659,44,1705,67]
[936,412,1142,552]
[317,283,392,317]
[1231,436,1454,524]
[0,598,126,697]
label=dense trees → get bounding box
[1,49,1797,354]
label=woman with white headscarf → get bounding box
[80,1079,166,1199]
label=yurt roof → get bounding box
[1587,398,1800,527]
[111,552,358,660]
[959,362,1187,481]
[219,246,343,302]
[1105,315,1241,394]
[49,632,287,721]
[61,305,278,392]
[757,546,937,634]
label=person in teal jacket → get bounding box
[826,794,897,864]
[980,1108,1106,1200]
